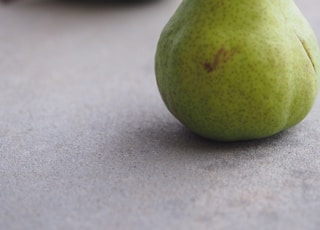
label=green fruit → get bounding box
[155,0,320,141]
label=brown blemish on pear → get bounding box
[203,47,239,73]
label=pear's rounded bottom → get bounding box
[180,122,296,142]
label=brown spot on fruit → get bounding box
[204,47,239,73]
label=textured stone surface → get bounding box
[0,0,320,229]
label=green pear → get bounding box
[155,0,320,141]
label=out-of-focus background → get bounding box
[1,0,320,229]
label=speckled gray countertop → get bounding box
[1,0,320,229]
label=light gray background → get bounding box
[1,0,320,229]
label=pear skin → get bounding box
[155,0,320,141]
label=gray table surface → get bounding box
[1,0,320,229]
